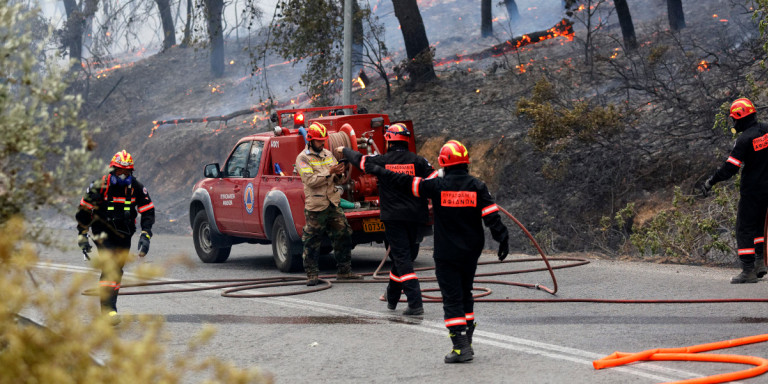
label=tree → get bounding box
[1,2,97,225]
[613,0,637,50]
[501,0,520,24]
[481,0,492,37]
[667,0,685,31]
[391,0,436,85]
[204,0,225,76]
[269,0,345,105]
[61,0,100,68]
[155,0,177,51]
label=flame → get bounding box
[356,76,366,89]
[697,60,710,72]
[433,19,574,68]
[209,83,224,94]
[610,48,620,59]
[229,60,235,65]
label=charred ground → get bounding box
[80,1,766,264]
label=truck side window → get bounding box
[224,142,251,178]
[246,140,264,177]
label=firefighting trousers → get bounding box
[435,257,479,332]
[383,220,422,309]
[302,205,353,275]
[94,236,132,312]
[735,195,768,267]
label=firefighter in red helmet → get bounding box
[366,140,509,363]
[296,122,363,286]
[700,98,768,283]
[337,123,437,316]
[76,150,155,324]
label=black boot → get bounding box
[756,256,767,278]
[466,322,476,355]
[306,273,319,286]
[444,331,473,363]
[731,267,758,284]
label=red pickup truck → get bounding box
[189,105,430,272]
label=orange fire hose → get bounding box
[593,333,768,384]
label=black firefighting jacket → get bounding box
[710,119,768,197]
[370,164,508,260]
[76,174,155,239]
[343,145,436,223]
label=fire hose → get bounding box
[81,205,768,383]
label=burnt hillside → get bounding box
[80,0,765,262]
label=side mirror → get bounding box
[204,163,220,178]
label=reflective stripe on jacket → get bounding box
[296,147,343,212]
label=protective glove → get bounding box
[365,163,385,176]
[77,233,92,253]
[498,235,509,261]
[699,177,713,197]
[137,231,151,257]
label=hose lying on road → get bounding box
[594,333,768,384]
[86,205,768,304]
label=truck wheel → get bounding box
[272,214,304,272]
[193,210,231,263]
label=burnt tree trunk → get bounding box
[481,0,492,37]
[62,0,100,68]
[205,0,225,77]
[182,0,193,47]
[613,0,637,50]
[352,0,364,72]
[503,0,520,22]
[155,0,176,51]
[392,0,436,84]
[667,0,685,31]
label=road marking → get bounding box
[35,261,705,382]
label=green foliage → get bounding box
[0,218,271,384]
[620,186,737,263]
[516,77,623,152]
[0,3,98,225]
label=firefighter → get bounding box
[336,123,437,316]
[76,150,155,325]
[366,140,509,363]
[700,98,768,283]
[296,122,363,286]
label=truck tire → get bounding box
[193,210,231,263]
[272,214,304,272]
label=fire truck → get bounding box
[189,105,430,272]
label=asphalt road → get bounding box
[31,232,768,384]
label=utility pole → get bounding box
[342,0,353,112]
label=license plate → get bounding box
[362,218,385,232]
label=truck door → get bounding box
[210,141,251,233]
[242,140,265,234]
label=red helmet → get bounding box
[384,123,411,142]
[306,122,328,141]
[438,140,470,167]
[730,98,756,120]
[109,150,134,170]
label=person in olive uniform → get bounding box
[296,122,363,286]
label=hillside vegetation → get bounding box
[81,1,768,265]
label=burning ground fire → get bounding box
[435,19,574,67]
